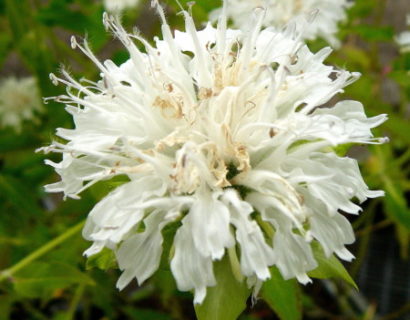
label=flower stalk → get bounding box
[0,220,85,282]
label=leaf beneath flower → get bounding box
[13,261,95,299]
[261,267,302,320]
[194,255,251,320]
[308,243,358,290]
[86,247,117,271]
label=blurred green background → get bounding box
[0,0,409,319]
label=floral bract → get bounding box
[41,2,387,304]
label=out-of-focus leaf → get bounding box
[88,175,130,200]
[390,70,410,87]
[13,261,95,299]
[0,294,14,320]
[384,179,410,230]
[308,243,357,289]
[87,269,118,317]
[36,1,107,49]
[349,25,394,42]
[346,0,374,17]
[261,267,302,320]
[0,131,39,153]
[194,255,251,320]
[52,311,73,320]
[167,0,221,22]
[0,31,11,69]
[343,75,374,105]
[339,46,371,69]
[86,247,117,271]
[5,0,30,42]
[123,307,173,320]
[332,143,354,157]
[0,174,44,216]
[153,269,177,303]
[383,114,410,144]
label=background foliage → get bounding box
[0,0,409,319]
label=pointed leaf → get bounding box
[14,261,95,299]
[86,247,117,271]
[308,243,357,289]
[261,267,302,320]
[384,179,410,230]
[194,255,251,320]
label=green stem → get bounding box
[355,219,392,237]
[227,246,243,282]
[66,284,86,320]
[255,215,275,239]
[0,220,85,281]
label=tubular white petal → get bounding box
[223,189,275,280]
[171,224,216,305]
[116,210,168,289]
[187,188,234,260]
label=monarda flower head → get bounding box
[396,14,410,53]
[103,0,140,12]
[40,1,387,304]
[0,76,43,133]
[211,0,351,47]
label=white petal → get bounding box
[273,229,317,283]
[187,189,234,260]
[171,224,216,304]
[223,189,275,280]
[116,210,167,289]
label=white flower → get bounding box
[40,2,387,304]
[103,0,140,12]
[0,76,43,133]
[211,0,351,47]
[396,15,410,52]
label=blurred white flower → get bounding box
[211,0,351,47]
[0,76,43,133]
[40,2,387,304]
[103,0,140,12]
[396,15,410,52]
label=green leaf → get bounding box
[332,143,354,157]
[123,307,173,320]
[86,247,117,271]
[308,243,357,290]
[0,294,15,320]
[261,267,302,320]
[383,114,410,144]
[88,175,130,201]
[384,180,410,230]
[36,0,108,49]
[5,0,30,42]
[339,46,371,69]
[0,31,11,69]
[13,261,95,299]
[349,25,394,42]
[194,255,251,320]
[0,174,44,216]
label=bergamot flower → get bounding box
[103,0,140,12]
[211,0,351,47]
[396,14,410,52]
[40,1,387,304]
[0,76,43,133]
